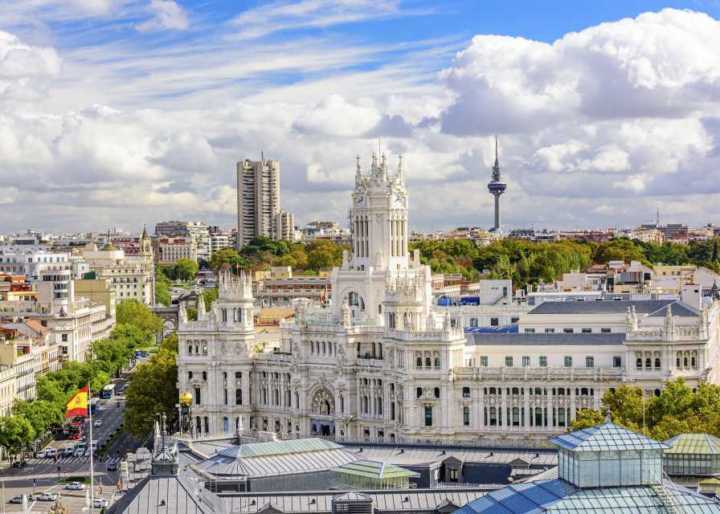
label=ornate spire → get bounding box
[355,155,362,185]
[397,154,404,182]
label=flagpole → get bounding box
[88,384,95,511]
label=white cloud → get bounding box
[136,0,189,32]
[2,7,720,232]
[228,0,405,40]
[293,94,381,137]
[440,9,720,134]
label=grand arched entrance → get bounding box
[310,387,336,437]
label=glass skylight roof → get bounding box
[551,422,669,452]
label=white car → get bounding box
[36,449,47,458]
[93,419,103,428]
[93,498,109,508]
[44,448,58,458]
[74,447,86,457]
[35,492,58,502]
[64,481,85,491]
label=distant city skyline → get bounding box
[2,1,720,232]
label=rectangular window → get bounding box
[563,328,574,334]
[61,333,68,342]
[581,328,592,334]
[522,356,530,367]
[524,328,535,334]
[564,356,573,368]
[470,318,478,328]
[462,387,471,399]
[539,356,548,367]
[505,356,513,367]
[490,318,499,327]
[480,356,489,367]
[601,328,612,334]
[463,407,470,426]
[223,389,228,405]
[545,328,555,334]
[585,356,594,368]
[236,388,243,405]
[613,356,622,368]
[424,406,433,427]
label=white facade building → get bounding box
[178,154,720,445]
[81,229,155,305]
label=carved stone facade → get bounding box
[177,154,720,444]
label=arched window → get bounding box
[434,387,440,399]
[294,392,300,409]
[434,354,440,368]
[645,357,651,369]
[636,357,643,369]
[416,355,422,368]
[654,358,661,369]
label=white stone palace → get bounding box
[177,154,720,444]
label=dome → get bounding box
[179,391,193,406]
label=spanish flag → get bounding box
[65,385,89,419]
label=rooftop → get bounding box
[528,299,698,317]
[665,433,720,456]
[551,422,669,452]
[454,479,720,513]
[334,460,419,481]
[467,332,625,346]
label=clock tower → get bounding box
[350,153,408,272]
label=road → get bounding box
[0,376,144,512]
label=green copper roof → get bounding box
[334,459,419,480]
[664,433,720,455]
[552,422,668,452]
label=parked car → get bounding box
[73,447,86,457]
[44,448,58,458]
[65,481,86,490]
[8,495,24,504]
[93,498,109,508]
[62,447,75,457]
[93,419,103,428]
[36,449,47,459]
[106,461,118,472]
[35,492,58,502]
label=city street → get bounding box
[0,378,143,512]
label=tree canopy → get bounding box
[571,379,720,440]
[124,333,178,437]
[0,416,36,460]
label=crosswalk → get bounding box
[28,455,122,467]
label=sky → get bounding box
[2,0,720,234]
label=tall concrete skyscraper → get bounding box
[236,158,293,248]
[487,136,507,232]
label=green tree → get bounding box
[124,336,178,438]
[0,416,35,461]
[12,400,64,437]
[173,258,199,281]
[306,240,345,271]
[569,408,605,431]
[155,271,171,306]
[116,300,163,341]
[210,248,249,272]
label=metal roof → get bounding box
[197,439,356,478]
[454,479,720,513]
[334,460,420,480]
[528,299,698,317]
[665,433,720,456]
[109,476,209,514]
[347,446,557,468]
[551,422,669,452]
[467,332,625,346]
[222,488,488,513]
